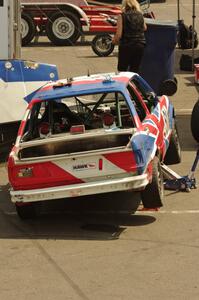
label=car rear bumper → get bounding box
[10,174,149,203]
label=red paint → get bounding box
[8,160,84,191]
[103,151,136,172]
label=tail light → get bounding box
[70,125,85,134]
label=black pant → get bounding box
[117,43,145,73]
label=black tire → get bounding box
[141,157,164,208]
[159,79,177,96]
[21,13,36,46]
[46,11,81,46]
[15,203,37,220]
[164,119,181,165]
[92,34,115,57]
[191,100,199,142]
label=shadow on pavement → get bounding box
[0,185,156,241]
[176,114,198,151]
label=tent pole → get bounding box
[177,0,180,21]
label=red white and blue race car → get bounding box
[7,72,181,219]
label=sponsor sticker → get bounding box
[73,163,96,171]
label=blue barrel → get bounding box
[140,19,177,96]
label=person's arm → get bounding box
[112,14,123,45]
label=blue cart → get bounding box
[140,19,178,96]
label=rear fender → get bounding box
[130,131,157,174]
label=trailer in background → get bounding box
[0,0,59,158]
[21,0,121,46]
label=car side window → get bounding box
[130,77,158,112]
[127,84,146,121]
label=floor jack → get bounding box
[162,149,199,192]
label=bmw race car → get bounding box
[7,72,181,219]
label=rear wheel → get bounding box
[92,34,115,57]
[15,203,37,220]
[191,100,199,142]
[46,11,81,46]
[21,12,36,46]
[141,157,164,208]
[164,119,181,165]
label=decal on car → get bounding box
[73,163,96,171]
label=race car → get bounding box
[7,72,181,219]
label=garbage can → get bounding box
[140,19,178,96]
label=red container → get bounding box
[194,64,199,84]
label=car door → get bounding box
[129,75,172,157]
[126,76,171,165]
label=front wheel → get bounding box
[92,34,115,57]
[141,157,164,208]
[191,100,199,142]
[46,11,81,46]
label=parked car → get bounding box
[7,72,181,219]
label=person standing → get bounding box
[112,0,147,73]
